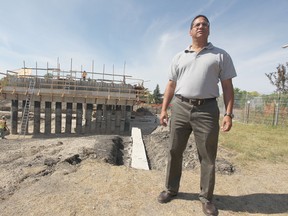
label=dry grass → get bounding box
[219,121,288,165]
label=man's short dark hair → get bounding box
[190,15,210,29]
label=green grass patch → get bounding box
[219,122,288,165]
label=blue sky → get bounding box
[1,0,288,94]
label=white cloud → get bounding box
[1,0,288,95]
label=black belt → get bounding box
[175,94,216,106]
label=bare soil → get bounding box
[0,105,287,216]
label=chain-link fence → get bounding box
[136,93,288,128]
[218,94,288,127]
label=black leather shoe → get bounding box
[157,191,177,203]
[202,202,218,216]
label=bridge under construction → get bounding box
[0,62,147,137]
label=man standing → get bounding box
[0,116,7,139]
[82,71,87,81]
[157,15,236,216]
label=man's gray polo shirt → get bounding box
[169,43,237,99]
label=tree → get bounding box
[232,87,261,109]
[145,91,154,104]
[152,84,162,104]
[265,63,288,94]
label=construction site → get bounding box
[0,61,147,137]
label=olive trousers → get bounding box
[165,97,220,203]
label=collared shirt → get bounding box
[169,42,237,99]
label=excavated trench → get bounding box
[101,133,235,175]
[0,133,235,202]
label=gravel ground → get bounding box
[0,103,287,215]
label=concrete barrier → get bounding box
[131,127,149,170]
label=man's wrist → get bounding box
[224,113,234,119]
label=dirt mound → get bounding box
[143,127,235,174]
[133,107,155,116]
[0,135,132,201]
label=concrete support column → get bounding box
[55,102,62,134]
[95,104,102,134]
[91,105,96,132]
[106,105,112,134]
[120,118,125,134]
[65,102,73,134]
[119,105,125,134]
[34,101,41,134]
[111,106,116,134]
[85,103,93,133]
[125,105,132,133]
[115,105,122,134]
[45,102,52,134]
[100,105,106,134]
[83,103,87,126]
[11,100,18,134]
[22,100,26,116]
[76,103,83,134]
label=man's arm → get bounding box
[160,80,176,126]
[221,78,234,132]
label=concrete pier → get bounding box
[11,100,18,134]
[65,102,73,134]
[6,99,136,135]
[55,102,62,134]
[34,101,40,134]
[0,67,146,136]
[76,103,83,134]
[45,102,52,134]
[85,103,93,133]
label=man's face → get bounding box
[189,17,210,39]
